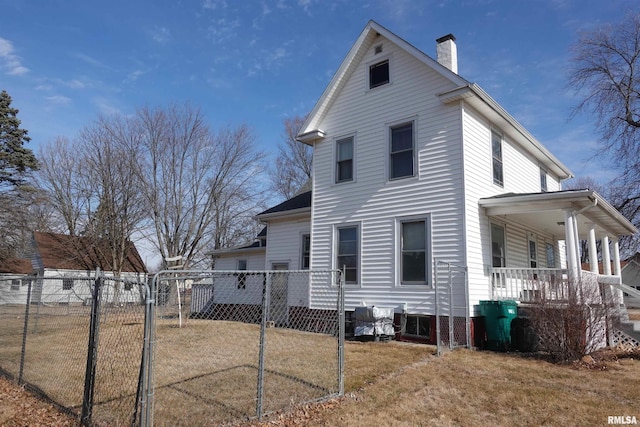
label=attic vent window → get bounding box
[374,44,383,54]
[369,59,389,89]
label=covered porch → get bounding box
[480,190,638,304]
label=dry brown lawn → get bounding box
[253,344,640,427]
[2,303,640,426]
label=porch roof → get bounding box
[479,190,637,238]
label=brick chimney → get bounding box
[436,34,458,74]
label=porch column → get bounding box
[564,209,580,282]
[602,235,611,275]
[613,238,621,276]
[588,224,599,273]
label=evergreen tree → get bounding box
[0,90,38,189]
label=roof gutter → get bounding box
[439,84,573,180]
[255,206,312,222]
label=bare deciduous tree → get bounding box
[569,12,640,255]
[37,137,86,236]
[138,104,266,268]
[78,114,148,278]
[268,115,312,200]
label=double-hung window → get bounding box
[492,130,503,187]
[491,223,506,268]
[301,234,310,270]
[237,259,247,289]
[400,219,429,285]
[336,137,354,183]
[540,167,548,192]
[337,226,358,284]
[390,122,414,179]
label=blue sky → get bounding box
[1,0,637,183]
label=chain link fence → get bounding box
[0,273,149,426]
[140,269,344,427]
[434,260,470,355]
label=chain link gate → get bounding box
[139,268,345,427]
[434,260,470,355]
[0,272,149,426]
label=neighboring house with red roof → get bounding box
[0,231,148,305]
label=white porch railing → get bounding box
[489,268,621,304]
[490,268,570,302]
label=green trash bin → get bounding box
[479,300,517,351]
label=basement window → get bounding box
[404,315,430,337]
[62,278,74,290]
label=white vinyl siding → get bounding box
[461,104,564,307]
[309,36,465,314]
[265,218,310,271]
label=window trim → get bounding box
[334,134,356,184]
[388,119,416,181]
[237,259,247,289]
[369,59,390,89]
[366,54,393,91]
[491,222,506,268]
[396,214,432,287]
[545,242,556,268]
[335,223,361,286]
[300,233,311,270]
[491,129,504,187]
[528,232,538,268]
[540,166,548,192]
[403,314,431,338]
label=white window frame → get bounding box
[546,242,556,268]
[237,259,247,289]
[403,314,431,338]
[300,233,311,270]
[540,166,548,192]
[528,232,538,268]
[333,133,356,184]
[396,214,432,287]
[334,223,361,286]
[388,118,417,181]
[491,222,506,268]
[365,53,393,92]
[491,129,504,187]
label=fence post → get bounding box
[448,264,454,350]
[338,269,345,396]
[18,276,34,383]
[464,267,470,348]
[435,259,441,356]
[256,271,270,419]
[81,272,103,426]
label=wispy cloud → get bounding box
[0,37,29,75]
[92,97,121,115]
[298,0,313,15]
[125,69,148,82]
[72,52,111,70]
[150,26,171,43]
[202,0,227,10]
[45,95,72,105]
[207,18,240,43]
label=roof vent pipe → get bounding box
[436,34,458,74]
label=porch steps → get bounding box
[614,306,640,347]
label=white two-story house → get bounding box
[212,21,637,344]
